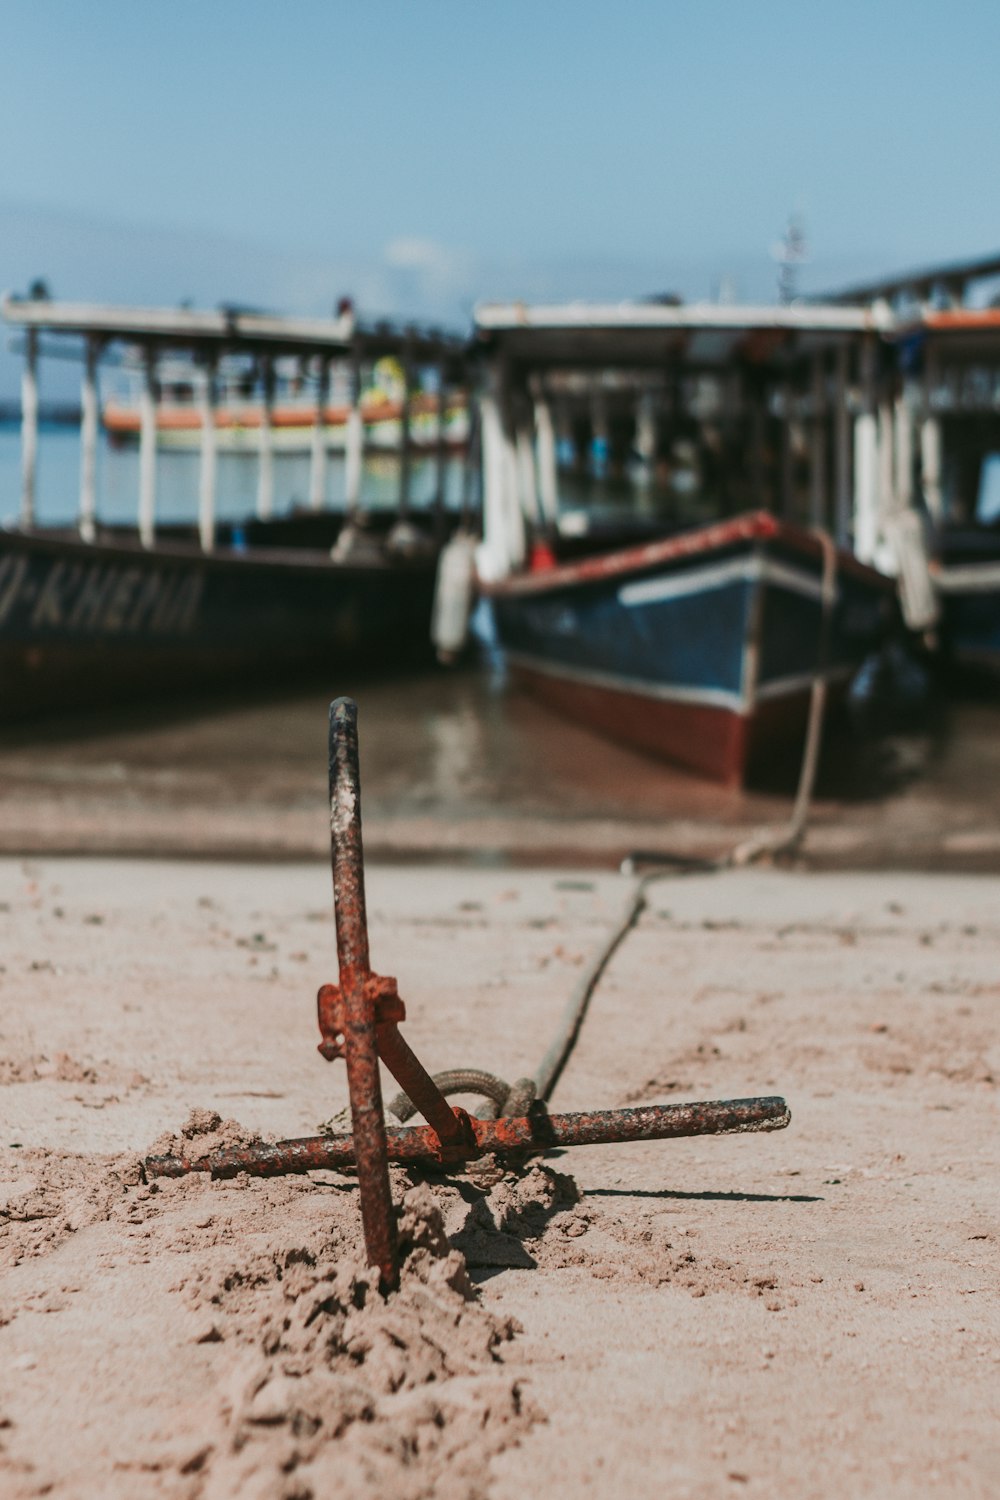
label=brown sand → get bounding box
[1,859,999,1497]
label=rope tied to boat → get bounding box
[727,526,838,866]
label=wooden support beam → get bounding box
[460,389,480,528]
[534,396,559,524]
[138,346,157,549]
[877,394,894,527]
[515,422,541,524]
[344,352,364,515]
[921,344,943,522]
[809,354,826,527]
[257,357,275,521]
[398,352,413,518]
[894,386,914,512]
[309,357,329,510]
[833,343,852,545]
[20,328,38,528]
[780,385,796,519]
[478,375,525,579]
[198,357,218,551]
[78,336,100,542]
[634,389,656,498]
[434,367,448,525]
[852,336,879,563]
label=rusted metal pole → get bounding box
[145,1095,791,1180]
[374,1018,477,1160]
[328,697,397,1288]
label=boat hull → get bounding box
[487,513,894,786]
[934,532,1000,675]
[0,521,439,721]
[103,400,470,455]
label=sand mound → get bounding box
[146,1106,268,1161]
[182,1182,536,1500]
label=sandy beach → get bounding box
[2,856,998,1498]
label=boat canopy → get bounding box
[1,293,467,367]
[473,300,888,371]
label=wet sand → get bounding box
[1,667,999,868]
[2,858,999,1498]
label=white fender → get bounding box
[431,531,478,663]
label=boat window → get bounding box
[975,453,1000,524]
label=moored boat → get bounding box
[485,512,893,785]
[473,297,901,785]
[0,512,441,721]
[0,294,469,721]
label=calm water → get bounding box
[0,424,467,529]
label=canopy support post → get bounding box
[434,365,448,531]
[198,355,218,552]
[309,356,329,511]
[809,353,826,527]
[344,350,364,518]
[138,346,157,549]
[20,328,38,529]
[257,356,275,521]
[398,351,412,519]
[921,344,943,522]
[78,335,100,542]
[534,393,559,525]
[853,336,879,564]
[833,343,852,545]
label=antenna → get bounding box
[772,213,809,304]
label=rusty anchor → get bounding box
[145,697,791,1290]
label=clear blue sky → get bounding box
[1,0,999,328]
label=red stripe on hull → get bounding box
[512,665,822,787]
[512,666,751,785]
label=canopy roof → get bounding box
[473,300,888,371]
[1,294,466,365]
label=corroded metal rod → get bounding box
[328,697,397,1289]
[145,1095,791,1180]
[375,1018,478,1160]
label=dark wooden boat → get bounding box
[0,512,441,721]
[485,512,895,786]
[0,294,472,723]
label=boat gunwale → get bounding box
[482,511,894,598]
[0,525,438,577]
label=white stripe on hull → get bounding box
[618,552,833,609]
[935,562,1000,594]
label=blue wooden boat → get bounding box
[485,512,895,786]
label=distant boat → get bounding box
[0,512,443,723]
[485,512,894,786]
[101,354,469,454]
[0,294,467,722]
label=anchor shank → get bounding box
[328,697,397,1289]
